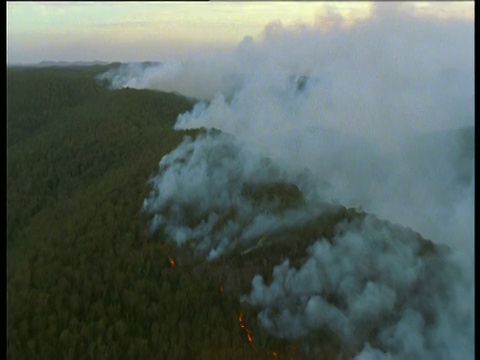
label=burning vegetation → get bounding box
[238,312,253,344]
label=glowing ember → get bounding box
[272,351,278,358]
[168,256,175,267]
[220,286,224,292]
[239,312,253,344]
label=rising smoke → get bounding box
[142,130,336,260]
[100,3,474,358]
[241,216,473,358]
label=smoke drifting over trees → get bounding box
[101,4,474,359]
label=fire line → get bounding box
[238,312,253,344]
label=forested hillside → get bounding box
[6,65,467,360]
[7,66,273,359]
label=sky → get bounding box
[6,1,474,64]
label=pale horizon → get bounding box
[6,1,474,65]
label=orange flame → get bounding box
[168,256,175,267]
[239,312,253,343]
[272,351,278,358]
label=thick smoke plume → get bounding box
[142,131,335,260]
[102,4,474,254]
[241,216,473,358]
[102,3,474,359]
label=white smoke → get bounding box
[241,216,473,359]
[102,3,474,358]
[142,131,335,260]
[96,62,163,89]
[105,4,474,252]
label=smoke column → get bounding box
[100,3,474,358]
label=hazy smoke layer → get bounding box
[241,216,473,359]
[103,3,474,358]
